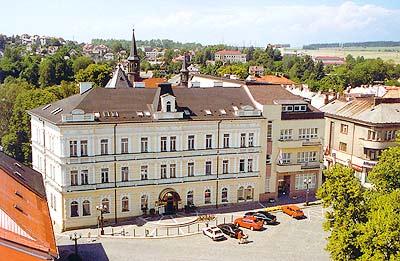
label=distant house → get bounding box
[214,50,247,63]
[104,52,115,61]
[0,152,58,260]
[145,48,164,61]
[314,56,345,66]
[248,75,295,85]
[248,66,264,76]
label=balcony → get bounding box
[302,138,322,147]
[276,163,302,173]
[300,162,321,170]
[276,139,303,149]
[359,138,395,150]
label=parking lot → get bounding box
[57,205,330,261]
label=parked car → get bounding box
[281,205,305,219]
[202,226,226,241]
[244,211,277,224]
[234,216,264,231]
[217,223,243,238]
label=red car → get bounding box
[234,216,264,231]
[281,205,305,219]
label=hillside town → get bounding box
[1,6,400,260]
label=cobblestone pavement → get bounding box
[57,203,330,261]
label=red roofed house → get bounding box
[215,50,247,63]
[314,56,345,66]
[0,152,58,260]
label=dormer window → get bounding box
[166,101,172,112]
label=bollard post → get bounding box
[156,228,158,237]
[178,227,180,235]
[188,225,190,234]
[198,223,200,232]
[111,228,114,236]
[167,227,169,236]
[224,217,226,224]
[133,229,136,237]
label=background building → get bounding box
[215,50,247,63]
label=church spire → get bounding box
[180,53,189,87]
[127,28,141,84]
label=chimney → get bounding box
[324,94,329,105]
[79,82,93,95]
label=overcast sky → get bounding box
[1,0,399,47]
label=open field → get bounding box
[289,47,400,63]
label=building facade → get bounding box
[245,85,325,200]
[321,97,400,186]
[29,84,266,231]
[214,50,247,63]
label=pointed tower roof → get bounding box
[128,29,139,61]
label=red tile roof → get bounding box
[254,75,295,85]
[143,78,167,88]
[215,50,242,55]
[0,152,57,260]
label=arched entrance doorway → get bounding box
[159,188,181,214]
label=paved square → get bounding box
[57,205,330,261]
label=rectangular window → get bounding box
[121,138,128,154]
[121,166,129,182]
[100,139,108,155]
[80,170,88,185]
[282,153,291,164]
[170,164,176,178]
[188,162,194,177]
[101,168,109,183]
[280,129,293,140]
[161,137,167,152]
[248,159,253,172]
[80,140,88,156]
[368,130,377,140]
[384,130,396,141]
[295,173,316,190]
[248,133,254,147]
[205,161,212,175]
[170,136,176,151]
[188,135,195,150]
[223,134,230,148]
[239,159,245,172]
[222,160,229,174]
[69,141,77,157]
[364,148,382,161]
[240,133,246,148]
[340,124,348,134]
[141,166,148,180]
[205,134,212,149]
[339,142,347,152]
[70,170,78,186]
[266,154,271,164]
[298,128,318,139]
[160,165,167,179]
[267,121,272,139]
[297,151,318,163]
[282,105,293,112]
[141,137,148,152]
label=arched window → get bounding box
[82,200,91,216]
[141,195,148,210]
[166,101,172,112]
[121,196,129,212]
[187,191,194,205]
[237,186,244,201]
[204,189,211,204]
[245,186,254,200]
[102,198,110,213]
[70,201,79,217]
[221,188,228,203]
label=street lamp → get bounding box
[96,205,107,235]
[304,178,312,206]
[69,232,82,256]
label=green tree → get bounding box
[2,89,57,163]
[39,57,56,86]
[357,190,400,261]
[368,146,400,193]
[75,63,112,87]
[72,56,94,74]
[317,164,366,260]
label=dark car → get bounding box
[244,211,277,224]
[217,223,243,238]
